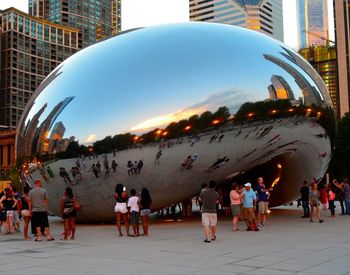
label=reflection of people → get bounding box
[137,160,143,174]
[154,150,162,164]
[206,156,230,172]
[59,167,72,183]
[200,180,219,243]
[46,166,54,178]
[111,160,118,172]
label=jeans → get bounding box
[302,200,310,217]
[339,199,345,215]
[345,199,350,215]
[328,200,335,216]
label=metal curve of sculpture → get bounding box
[16,23,335,222]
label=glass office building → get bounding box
[29,0,121,48]
[0,8,81,128]
[297,0,329,49]
[189,0,284,42]
[299,46,339,117]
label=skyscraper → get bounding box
[189,0,284,42]
[297,0,329,49]
[335,0,350,117]
[0,8,80,128]
[29,0,121,48]
[299,46,339,117]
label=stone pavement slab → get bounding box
[1,206,350,275]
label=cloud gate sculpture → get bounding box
[16,23,335,222]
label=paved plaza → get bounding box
[1,205,350,275]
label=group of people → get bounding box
[114,184,152,237]
[199,177,272,243]
[299,177,350,222]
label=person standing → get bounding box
[114,183,130,237]
[140,188,152,236]
[309,180,324,223]
[28,179,54,241]
[200,180,219,243]
[21,186,31,240]
[127,189,140,237]
[241,183,259,231]
[256,177,272,227]
[333,179,346,215]
[0,188,17,234]
[230,183,241,231]
[300,180,310,218]
[60,187,77,240]
[328,186,336,217]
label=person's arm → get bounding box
[44,190,48,206]
[28,196,32,216]
[12,199,18,209]
[253,192,257,207]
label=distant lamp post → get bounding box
[247,112,254,118]
[162,131,168,136]
[184,125,192,131]
[212,119,220,125]
[156,129,162,135]
[317,111,322,119]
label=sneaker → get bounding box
[258,223,264,227]
[319,219,324,223]
[254,228,260,231]
[246,228,252,231]
[204,239,211,243]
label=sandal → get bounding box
[47,238,55,241]
[211,235,216,241]
[34,238,42,242]
[204,239,211,243]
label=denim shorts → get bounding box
[140,209,151,216]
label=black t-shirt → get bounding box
[300,186,309,201]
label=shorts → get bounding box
[202,213,217,226]
[21,210,30,217]
[231,204,241,216]
[130,211,139,224]
[140,209,151,217]
[32,211,49,228]
[258,201,269,214]
[6,210,14,217]
[114,202,128,214]
[63,210,77,219]
[243,207,256,220]
[13,211,19,222]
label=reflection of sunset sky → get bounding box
[23,23,327,144]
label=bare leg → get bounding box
[23,217,31,239]
[204,225,210,241]
[36,227,42,240]
[310,206,314,222]
[70,217,76,239]
[316,207,323,222]
[233,216,239,230]
[116,213,123,236]
[122,213,130,236]
[141,215,149,236]
[211,226,216,240]
[45,227,53,240]
[63,219,69,239]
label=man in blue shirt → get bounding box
[256,177,273,227]
[241,183,259,231]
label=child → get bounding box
[328,186,336,217]
[127,189,140,237]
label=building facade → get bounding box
[29,0,122,48]
[299,46,339,117]
[0,8,81,128]
[297,0,329,49]
[189,0,284,42]
[335,0,350,117]
[0,129,16,174]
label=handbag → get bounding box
[0,209,6,221]
[73,199,81,211]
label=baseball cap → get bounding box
[244,182,252,187]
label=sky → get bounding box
[0,0,334,50]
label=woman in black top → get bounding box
[114,183,130,236]
[140,188,152,236]
[0,188,17,234]
[21,186,31,240]
[60,187,77,240]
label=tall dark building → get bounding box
[29,0,122,47]
[0,8,81,128]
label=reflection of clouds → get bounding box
[130,87,258,132]
[86,134,97,143]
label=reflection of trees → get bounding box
[40,101,335,158]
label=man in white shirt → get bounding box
[127,189,140,237]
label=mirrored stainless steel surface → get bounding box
[16,23,335,222]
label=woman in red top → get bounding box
[319,185,328,210]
